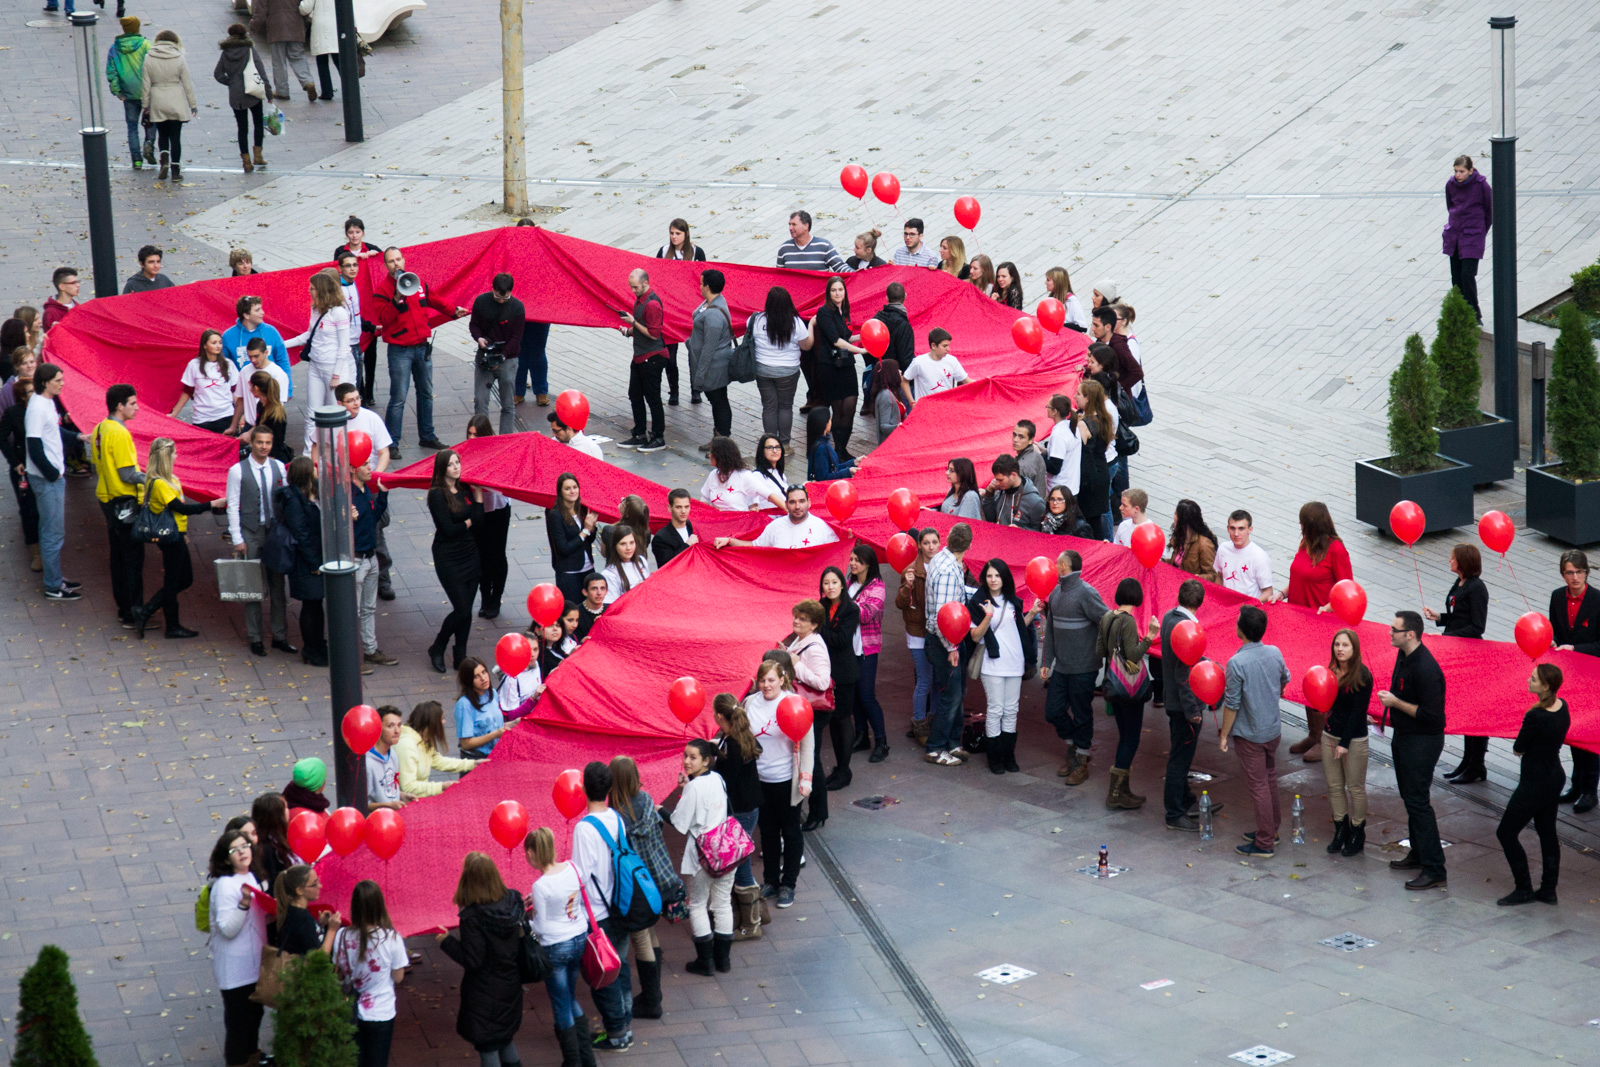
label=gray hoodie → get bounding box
[1040,572,1109,674]
[982,480,1046,531]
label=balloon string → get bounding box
[1505,557,1532,613]
[1410,547,1427,612]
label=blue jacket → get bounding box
[351,482,388,555]
[807,437,854,482]
[222,322,293,397]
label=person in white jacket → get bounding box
[299,0,343,101]
[207,828,270,1067]
[666,738,735,976]
[744,655,814,910]
[283,271,353,451]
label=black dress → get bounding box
[812,305,858,402]
[1076,417,1110,528]
[429,486,484,660]
[440,889,526,1051]
[1438,575,1490,774]
[1496,702,1571,893]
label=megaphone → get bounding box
[395,272,421,297]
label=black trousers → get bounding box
[704,387,732,438]
[829,681,857,775]
[1391,732,1446,879]
[221,983,264,1066]
[807,709,833,822]
[628,355,665,439]
[758,779,802,889]
[1569,746,1599,795]
[100,500,144,619]
[315,52,342,99]
[233,103,263,153]
[1498,776,1563,891]
[299,596,325,653]
[358,336,379,407]
[356,1017,395,1067]
[473,506,511,612]
[1163,713,1200,821]
[664,342,681,398]
[145,536,193,629]
[155,118,183,162]
[831,394,857,459]
[1449,254,1481,319]
[555,568,587,605]
[434,571,478,655]
[9,468,38,545]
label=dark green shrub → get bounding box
[1388,333,1440,472]
[271,951,356,1067]
[1430,287,1482,429]
[1548,301,1600,480]
[12,945,97,1067]
[1571,262,1600,316]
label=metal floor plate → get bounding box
[1230,1046,1295,1065]
[1317,932,1379,952]
[975,964,1035,985]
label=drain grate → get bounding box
[1317,932,1379,953]
[1074,865,1130,878]
[1230,1046,1295,1065]
[975,964,1034,985]
[852,794,899,810]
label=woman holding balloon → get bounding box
[1290,502,1354,760]
[1426,544,1490,784]
[1044,267,1088,332]
[746,656,814,910]
[1317,629,1375,856]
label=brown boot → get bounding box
[732,884,764,941]
[1123,768,1146,805]
[253,145,267,168]
[157,150,169,180]
[1290,710,1324,758]
[1057,743,1077,778]
[29,544,42,572]
[241,152,254,173]
[1106,767,1143,809]
[1064,753,1090,787]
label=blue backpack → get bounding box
[582,814,662,932]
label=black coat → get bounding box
[1549,585,1600,656]
[965,589,1036,674]
[650,521,695,570]
[871,304,915,374]
[1160,608,1203,719]
[546,505,595,576]
[440,889,526,1047]
[276,485,323,600]
[1436,576,1487,638]
[819,596,861,686]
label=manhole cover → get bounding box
[975,964,1034,985]
[1317,932,1379,953]
[1230,1046,1294,1065]
[852,794,898,810]
[1075,865,1129,878]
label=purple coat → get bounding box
[1442,170,1492,259]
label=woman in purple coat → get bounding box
[1442,154,1492,322]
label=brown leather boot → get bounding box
[1064,753,1090,787]
[1290,710,1324,760]
[241,152,254,173]
[1106,767,1143,809]
[253,145,267,167]
[1123,768,1146,805]
[1057,742,1077,778]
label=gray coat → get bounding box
[686,294,734,393]
[875,387,902,442]
[1040,573,1109,675]
[214,38,270,111]
[140,41,196,123]
[982,480,1046,531]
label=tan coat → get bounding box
[1173,535,1221,584]
[139,41,196,123]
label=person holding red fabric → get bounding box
[1290,501,1353,762]
[372,246,465,459]
[617,268,668,453]
[1427,544,1490,785]
[1550,549,1600,813]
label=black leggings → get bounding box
[315,53,341,99]
[1449,254,1481,319]
[233,103,264,153]
[1497,779,1562,891]
[146,537,194,629]
[829,682,857,774]
[473,506,511,613]
[807,709,832,822]
[758,780,802,889]
[830,394,858,459]
[221,984,264,1066]
[155,119,183,163]
[703,386,732,438]
[434,572,478,656]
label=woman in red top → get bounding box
[1286,501,1353,761]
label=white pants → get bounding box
[356,554,379,654]
[304,357,356,451]
[982,672,1022,736]
[688,866,735,938]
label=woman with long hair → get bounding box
[783,600,834,833]
[1496,664,1569,905]
[395,700,479,796]
[654,218,707,404]
[332,880,408,1067]
[250,791,294,886]
[465,415,512,619]
[748,286,814,449]
[269,864,340,958]
[617,494,651,552]
[0,373,41,569]
[967,254,995,294]
[993,261,1024,309]
[1044,266,1088,331]
[666,738,738,976]
[1168,499,1220,583]
[546,472,597,603]
[280,455,329,664]
[805,406,855,482]
[1094,578,1159,803]
[817,566,862,792]
[701,436,782,511]
[937,235,968,279]
[1289,501,1353,759]
[1321,628,1375,856]
[744,656,813,910]
[968,557,1041,775]
[753,433,789,499]
[608,755,681,1020]
[848,544,890,763]
[207,829,269,1067]
[1041,484,1092,537]
[246,371,291,461]
[1073,380,1114,539]
[522,828,593,1060]
[141,29,197,180]
[454,657,507,759]
[171,329,237,431]
[1427,544,1491,783]
[712,693,764,935]
[132,437,213,639]
[427,448,485,674]
[437,853,527,1066]
[869,358,912,444]
[808,276,866,456]
[896,527,942,744]
[600,524,650,604]
[940,457,982,519]
[283,271,353,452]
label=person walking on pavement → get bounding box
[299,0,342,101]
[1378,611,1449,891]
[1549,550,1600,813]
[1495,664,1570,907]
[214,24,270,173]
[251,0,317,102]
[140,31,197,182]
[1220,606,1290,858]
[105,16,157,169]
[618,269,668,452]
[1442,154,1492,322]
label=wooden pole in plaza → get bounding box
[501,0,529,216]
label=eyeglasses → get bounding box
[1389,626,1409,635]
[764,444,782,451]
[228,846,251,856]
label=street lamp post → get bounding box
[1489,15,1517,442]
[314,405,367,810]
[69,12,118,300]
[334,0,364,141]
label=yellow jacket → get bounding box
[395,725,477,797]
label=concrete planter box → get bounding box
[1525,464,1600,546]
[1435,411,1516,486]
[1354,455,1475,538]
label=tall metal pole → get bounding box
[501,0,528,215]
[70,13,118,300]
[314,405,366,810]
[334,0,363,142]
[1530,340,1546,467]
[1489,15,1518,439]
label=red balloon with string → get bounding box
[668,676,705,725]
[1036,298,1065,334]
[860,318,890,358]
[776,695,812,742]
[341,704,381,755]
[1129,522,1165,569]
[1478,510,1514,555]
[1024,556,1055,600]
[489,800,529,850]
[347,430,372,469]
[1389,500,1425,545]
[840,164,868,200]
[1328,579,1367,626]
[1011,316,1043,355]
[495,632,533,677]
[953,196,981,230]
[871,172,900,206]
[1188,660,1225,707]
[936,602,971,646]
[886,532,917,573]
[1514,612,1552,659]
[1302,665,1337,713]
[326,808,365,857]
[527,583,564,628]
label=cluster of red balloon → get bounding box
[333,705,408,859]
[839,165,900,207]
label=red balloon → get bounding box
[527,583,564,628]
[840,164,868,200]
[1036,298,1065,334]
[1515,612,1553,659]
[554,390,589,433]
[1328,579,1367,626]
[936,602,972,647]
[953,195,981,230]
[1302,665,1337,713]
[364,808,405,860]
[886,532,917,573]
[325,808,365,857]
[288,807,309,824]
[1011,316,1043,355]
[341,704,381,755]
[496,632,533,678]
[668,676,705,725]
[347,430,373,469]
[886,488,920,531]
[1389,500,1425,545]
[1024,555,1056,601]
[1171,620,1206,667]
[1189,660,1225,707]
[859,318,890,359]
[1479,510,1515,555]
[489,799,529,850]
[776,694,813,743]
[871,171,900,206]
[825,480,858,521]
[552,769,585,820]
[288,810,327,863]
[1129,522,1165,569]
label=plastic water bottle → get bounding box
[1097,844,1109,877]
[1197,791,1213,840]
[1291,794,1305,845]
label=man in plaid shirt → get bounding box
[923,522,974,766]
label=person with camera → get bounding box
[469,273,526,436]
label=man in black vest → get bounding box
[225,426,292,657]
[1550,549,1600,812]
[1161,579,1222,830]
[618,268,667,452]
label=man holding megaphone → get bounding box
[373,246,467,459]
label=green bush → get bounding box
[12,945,98,1067]
[1572,262,1600,316]
[1548,301,1600,480]
[1388,333,1440,472]
[1430,287,1482,429]
[271,951,356,1067]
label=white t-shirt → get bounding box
[749,313,810,372]
[752,513,838,549]
[333,926,408,1022]
[571,808,627,922]
[23,393,63,480]
[497,666,542,715]
[1102,403,1120,464]
[529,862,586,944]
[1063,293,1088,330]
[903,353,968,399]
[181,359,238,423]
[744,691,795,784]
[347,406,394,452]
[1113,517,1135,547]
[566,433,604,462]
[1044,420,1081,494]
[1214,541,1275,598]
[980,597,1025,677]
[601,559,650,603]
[236,359,290,425]
[700,469,773,511]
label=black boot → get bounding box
[554,1023,583,1067]
[1001,731,1021,772]
[428,642,446,675]
[987,740,1006,775]
[712,933,733,974]
[1341,820,1366,856]
[633,957,663,1018]
[573,1016,597,1067]
[1326,816,1350,855]
[684,935,714,977]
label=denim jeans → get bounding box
[541,931,588,1030]
[590,919,632,1036]
[732,809,758,888]
[355,554,379,654]
[909,642,933,723]
[924,641,968,753]
[1044,670,1097,750]
[121,97,153,163]
[355,1017,394,1067]
[473,358,517,435]
[854,652,886,743]
[34,476,65,591]
[384,343,434,445]
[515,322,551,398]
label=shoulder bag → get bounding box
[131,485,183,546]
[691,776,755,877]
[1098,612,1152,706]
[516,898,551,984]
[728,314,758,384]
[97,426,137,526]
[576,879,621,989]
[248,945,288,1006]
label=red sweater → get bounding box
[1287,539,1353,609]
[42,298,74,333]
[371,275,455,346]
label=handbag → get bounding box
[792,677,834,712]
[692,779,756,878]
[728,317,757,384]
[131,490,183,546]
[1099,613,1152,705]
[1128,385,1153,427]
[248,946,288,1006]
[243,55,267,100]
[517,905,550,984]
[1115,421,1140,459]
[576,880,621,989]
[214,558,265,602]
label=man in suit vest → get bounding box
[226,425,293,657]
[1551,550,1600,813]
[1161,579,1222,830]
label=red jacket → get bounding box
[371,274,456,346]
[42,298,74,333]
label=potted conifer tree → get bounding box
[12,945,98,1067]
[1431,287,1515,484]
[1355,333,1475,537]
[271,951,357,1067]
[1526,302,1600,544]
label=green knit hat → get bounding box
[292,757,327,791]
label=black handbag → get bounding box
[131,489,183,546]
[517,907,551,984]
